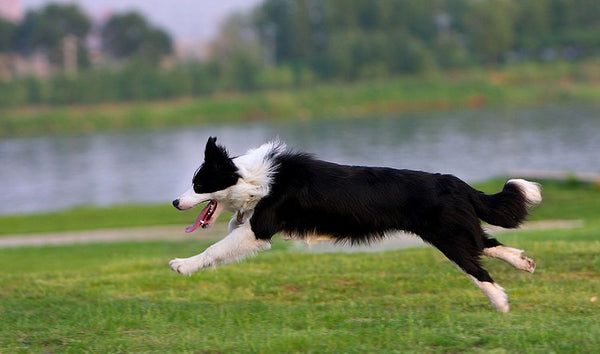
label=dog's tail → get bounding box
[471,179,542,228]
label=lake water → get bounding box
[1,104,599,215]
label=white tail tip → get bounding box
[507,179,542,205]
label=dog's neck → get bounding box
[220,141,286,214]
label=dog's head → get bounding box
[172,137,240,232]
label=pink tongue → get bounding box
[185,200,217,233]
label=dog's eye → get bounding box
[193,184,202,194]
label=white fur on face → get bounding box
[175,141,284,215]
[176,188,212,210]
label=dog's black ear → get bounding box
[204,136,230,163]
[205,136,217,151]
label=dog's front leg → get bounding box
[228,211,244,233]
[169,223,270,276]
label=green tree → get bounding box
[387,31,436,73]
[513,0,551,51]
[254,0,296,64]
[376,0,439,42]
[326,30,384,80]
[0,18,16,52]
[211,12,263,90]
[463,0,515,64]
[15,4,90,66]
[101,12,172,64]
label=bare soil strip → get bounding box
[0,220,583,250]
[0,224,227,248]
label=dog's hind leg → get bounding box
[482,234,535,273]
[428,234,510,313]
[455,253,509,313]
[483,243,536,273]
[169,223,271,276]
[466,274,509,313]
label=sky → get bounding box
[20,0,263,43]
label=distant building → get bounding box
[0,0,22,22]
[174,39,211,61]
[0,0,56,79]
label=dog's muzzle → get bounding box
[172,199,181,210]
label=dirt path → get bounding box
[0,224,228,248]
[0,220,583,250]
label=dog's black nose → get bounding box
[172,199,180,209]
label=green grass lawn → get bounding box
[1,180,599,352]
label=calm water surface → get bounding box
[1,104,599,215]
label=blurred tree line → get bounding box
[0,0,599,107]
[252,0,600,81]
[0,4,171,68]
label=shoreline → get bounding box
[3,61,600,138]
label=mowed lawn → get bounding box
[1,180,599,352]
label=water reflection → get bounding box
[1,104,598,215]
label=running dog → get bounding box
[171,137,541,312]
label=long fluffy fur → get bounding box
[171,138,542,312]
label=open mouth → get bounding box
[185,199,218,233]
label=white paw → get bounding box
[483,246,536,273]
[169,257,206,276]
[520,256,536,273]
[490,283,510,313]
[469,276,510,313]
[506,248,536,273]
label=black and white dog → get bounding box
[171,137,541,312]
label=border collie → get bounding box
[171,137,541,313]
